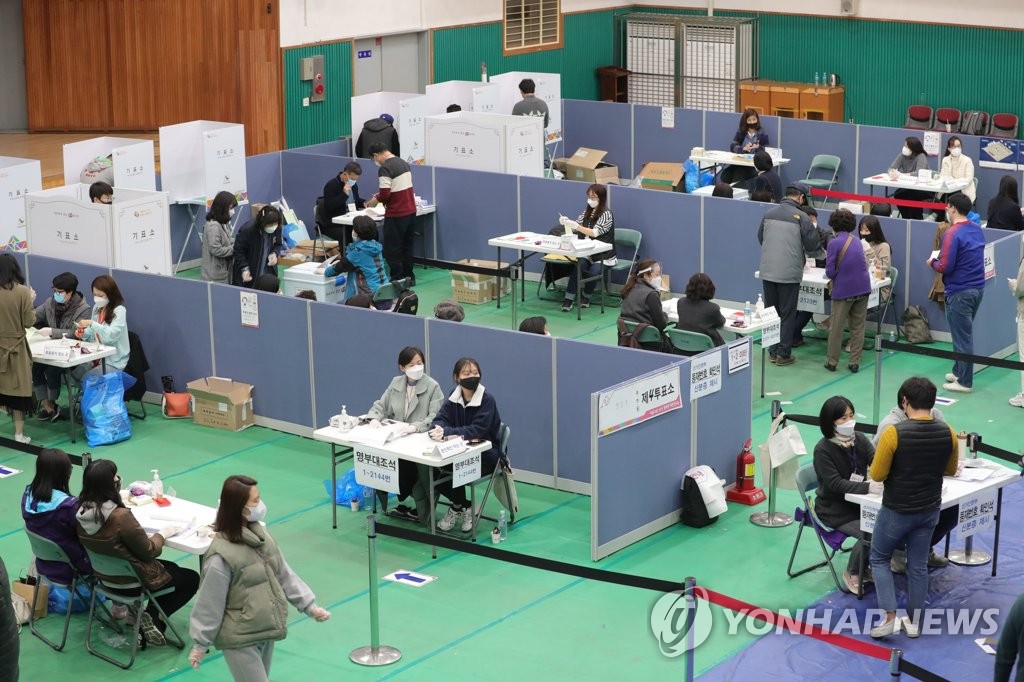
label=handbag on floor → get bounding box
[900,305,933,344]
[161,375,192,418]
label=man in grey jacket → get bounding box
[757,182,822,365]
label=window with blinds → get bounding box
[504,0,563,55]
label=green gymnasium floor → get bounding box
[2,265,1020,680]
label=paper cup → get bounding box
[350,498,361,512]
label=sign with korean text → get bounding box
[425,118,504,173]
[859,497,880,533]
[240,291,259,328]
[451,450,482,487]
[597,366,682,436]
[113,194,171,275]
[504,116,544,178]
[956,489,996,539]
[112,140,156,191]
[399,95,428,165]
[202,125,248,206]
[984,243,995,281]
[760,306,781,346]
[25,195,111,266]
[797,282,826,313]
[352,447,400,494]
[689,349,723,400]
[0,158,41,252]
[727,337,751,374]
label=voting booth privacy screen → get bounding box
[62,136,156,191]
[159,121,248,206]
[0,157,42,251]
[425,112,544,177]
[489,71,563,141]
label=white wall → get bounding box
[280,0,1024,47]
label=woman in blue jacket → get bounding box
[429,357,502,533]
[22,448,92,585]
[324,215,390,301]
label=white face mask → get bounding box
[835,420,856,438]
[264,226,277,234]
[649,275,663,290]
[93,296,108,308]
[229,208,236,218]
[244,499,267,523]
[950,147,962,158]
[587,198,598,208]
[351,231,358,242]
[346,178,357,187]
[404,364,425,381]
[901,146,912,157]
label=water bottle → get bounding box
[743,300,752,320]
[362,486,373,512]
[814,72,820,87]
[498,510,508,541]
[755,293,765,319]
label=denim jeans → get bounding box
[945,287,983,387]
[565,258,601,300]
[869,506,939,622]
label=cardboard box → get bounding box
[639,162,684,192]
[278,239,340,270]
[12,578,48,620]
[451,259,511,305]
[187,377,255,432]
[565,147,620,185]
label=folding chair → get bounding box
[802,155,841,208]
[619,318,667,348]
[595,228,642,301]
[903,105,933,130]
[786,464,850,592]
[124,331,149,420]
[83,549,185,669]
[666,328,715,356]
[25,530,96,651]
[372,277,411,305]
[990,113,1019,139]
[932,108,961,132]
[467,423,517,538]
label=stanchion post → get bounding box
[949,432,992,567]
[751,408,793,528]
[350,514,402,667]
[889,648,903,679]
[683,576,696,682]
[872,335,883,427]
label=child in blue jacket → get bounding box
[324,215,390,299]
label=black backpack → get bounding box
[393,289,419,315]
[680,472,718,528]
[960,111,987,136]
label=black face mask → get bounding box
[459,376,481,392]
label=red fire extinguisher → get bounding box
[726,437,766,505]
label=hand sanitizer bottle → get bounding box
[755,293,765,319]
[150,469,164,501]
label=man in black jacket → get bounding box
[319,162,365,246]
[355,114,400,159]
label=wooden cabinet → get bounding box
[596,66,630,103]
[739,80,846,122]
[800,87,845,122]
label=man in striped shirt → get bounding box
[369,142,417,284]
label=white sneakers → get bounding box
[1010,393,1024,408]
[945,373,957,383]
[942,380,972,393]
[14,433,30,444]
[870,615,920,639]
[436,507,474,533]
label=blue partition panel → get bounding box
[857,126,934,196]
[596,376,691,548]
[974,233,1020,357]
[433,167,518,262]
[427,319,555,478]
[701,197,772,303]
[309,304,426,428]
[555,339,676,483]
[170,203,204,266]
[518,176,588,277]
[246,152,283,212]
[410,164,433,203]
[25,256,108,309]
[779,118,857,193]
[112,270,213,392]
[608,185,701,287]
[210,285,313,427]
[562,99,633,177]
[633,106,703,173]
[704,111,780,156]
[281,151,358,233]
[693,346,753,484]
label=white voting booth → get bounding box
[488,71,563,142]
[351,91,419,163]
[0,157,42,251]
[25,184,172,274]
[425,112,544,177]
[62,137,156,190]
[399,95,429,165]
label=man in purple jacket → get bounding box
[929,193,986,393]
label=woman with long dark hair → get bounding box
[232,205,285,287]
[888,136,930,220]
[76,459,199,648]
[560,183,616,312]
[202,191,239,284]
[22,449,92,583]
[189,475,329,679]
[0,253,36,443]
[74,274,129,378]
[987,175,1024,231]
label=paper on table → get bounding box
[344,422,409,447]
[957,467,995,483]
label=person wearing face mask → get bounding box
[619,259,670,352]
[792,205,833,347]
[812,396,877,594]
[231,205,285,288]
[559,183,616,313]
[824,208,871,374]
[867,377,959,639]
[929,192,985,393]
[32,271,90,421]
[319,162,365,246]
[888,137,930,220]
[188,475,330,679]
[723,108,770,185]
[365,346,444,521]
[936,136,975,209]
[74,274,129,380]
[367,141,416,284]
[859,215,892,302]
[76,459,200,648]
[322,215,390,303]
[429,357,503,533]
[202,191,239,284]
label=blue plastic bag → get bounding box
[683,160,700,193]
[48,584,104,613]
[329,469,366,505]
[82,372,132,447]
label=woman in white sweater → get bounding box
[938,136,975,205]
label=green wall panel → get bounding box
[282,41,352,148]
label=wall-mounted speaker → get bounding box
[840,0,858,15]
